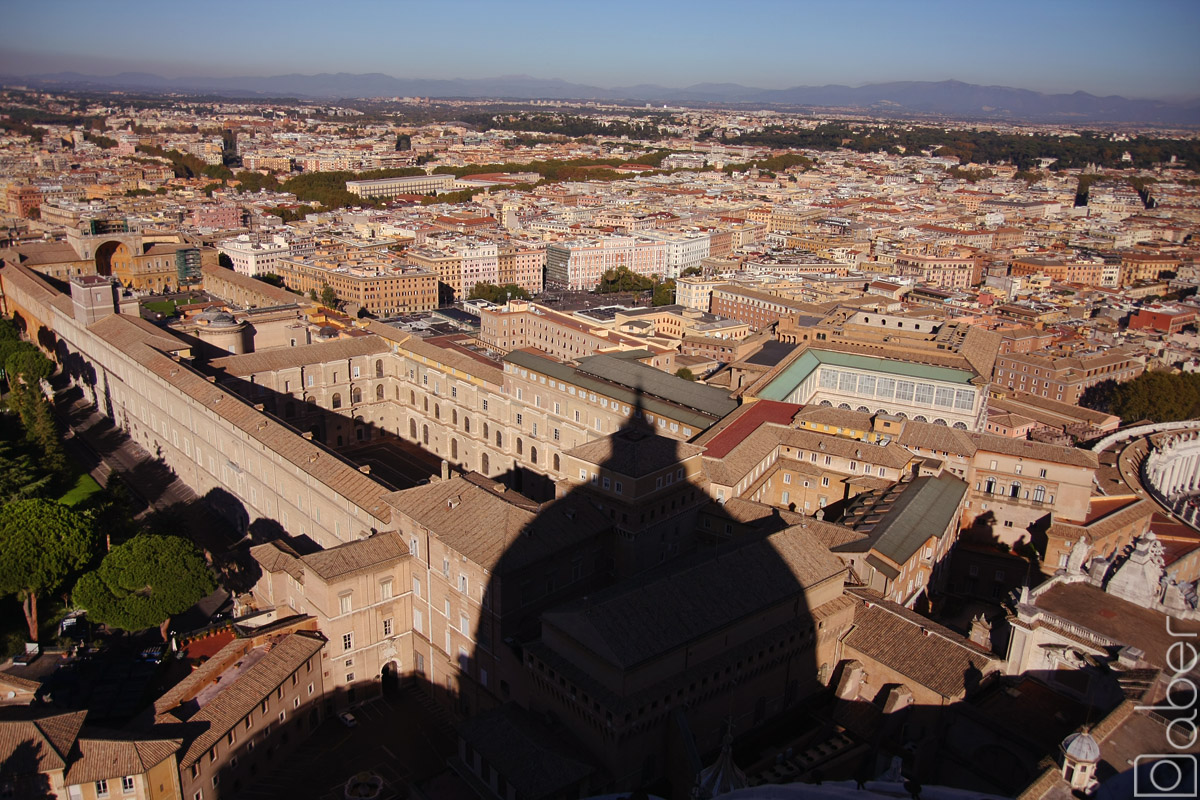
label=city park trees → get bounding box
[73,534,215,639]
[468,283,529,304]
[0,499,97,641]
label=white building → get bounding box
[639,230,712,279]
[545,235,668,291]
[217,234,293,277]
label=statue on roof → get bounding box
[1066,536,1091,575]
[1106,532,1167,608]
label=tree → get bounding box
[653,279,677,307]
[0,438,52,502]
[467,283,530,304]
[319,283,340,310]
[0,499,97,641]
[2,343,66,477]
[1081,371,1200,424]
[675,368,696,381]
[73,534,215,636]
[395,134,411,151]
[254,273,286,289]
[679,266,703,278]
[597,266,653,294]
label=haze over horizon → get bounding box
[3,0,1199,101]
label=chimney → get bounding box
[440,459,450,481]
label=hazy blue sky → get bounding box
[2,0,1198,98]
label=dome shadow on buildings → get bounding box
[381,391,842,798]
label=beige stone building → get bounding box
[249,533,410,705]
[155,626,327,800]
[0,711,183,800]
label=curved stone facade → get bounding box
[1142,427,1200,529]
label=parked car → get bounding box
[139,645,166,664]
[337,711,358,728]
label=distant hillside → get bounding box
[3,71,1197,124]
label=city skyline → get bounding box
[3,0,1199,100]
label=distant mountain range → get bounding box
[4,70,1198,124]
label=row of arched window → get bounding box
[331,385,386,409]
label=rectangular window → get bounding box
[412,576,421,597]
[783,473,792,484]
[380,579,393,600]
[858,375,876,396]
[819,369,838,389]
[838,371,857,392]
[339,593,352,615]
[96,780,110,798]
[482,398,488,411]
[122,776,135,793]
[414,609,423,633]
[352,366,360,378]
[895,381,915,402]
[459,575,468,594]
[954,389,975,410]
[876,377,896,398]
[914,383,934,405]
[342,632,353,651]
[383,618,393,637]
[934,386,955,408]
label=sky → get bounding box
[2,0,1198,99]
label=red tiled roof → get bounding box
[702,400,801,459]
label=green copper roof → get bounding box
[757,348,974,402]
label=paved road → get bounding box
[59,392,241,557]
[241,690,455,800]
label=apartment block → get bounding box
[544,236,668,290]
[992,347,1145,404]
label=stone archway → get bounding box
[381,660,401,695]
[94,240,123,277]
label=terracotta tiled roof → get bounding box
[382,474,609,572]
[0,710,85,774]
[65,735,182,784]
[158,632,326,767]
[969,432,1099,469]
[210,336,390,376]
[253,531,407,584]
[843,589,996,699]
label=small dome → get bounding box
[197,308,237,327]
[1062,731,1101,763]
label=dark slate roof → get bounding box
[835,474,967,565]
[505,350,735,427]
[745,339,801,367]
[575,354,737,418]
